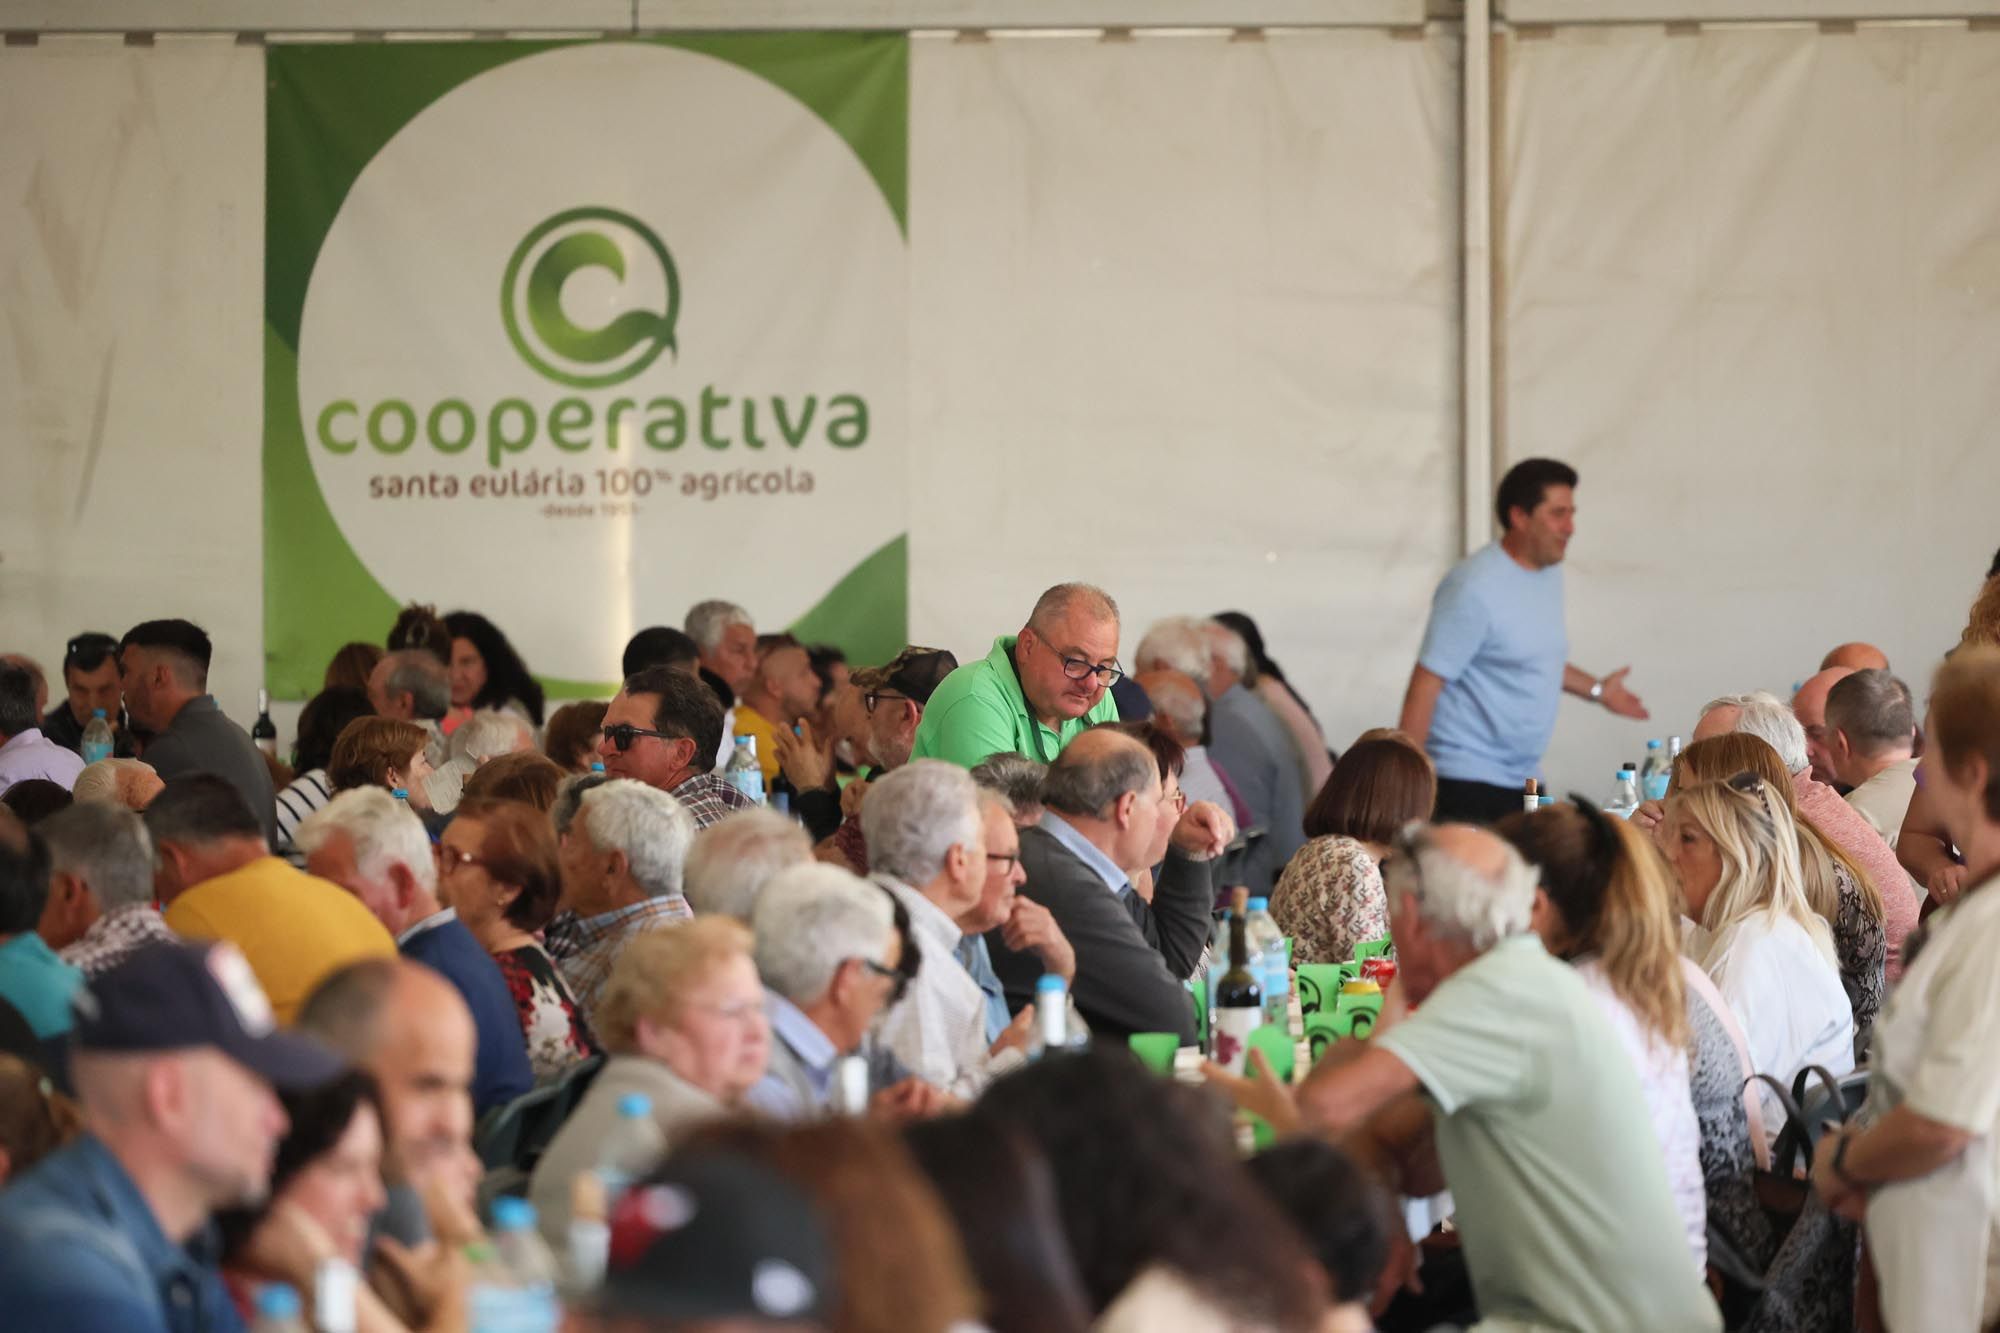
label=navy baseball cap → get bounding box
[596,1149,835,1322]
[70,941,344,1090]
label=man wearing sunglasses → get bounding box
[598,666,756,829]
[911,582,1123,769]
[39,632,135,760]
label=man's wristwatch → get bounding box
[1587,677,1605,703]
[1832,1128,1866,1190]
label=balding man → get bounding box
[1218,824,1721,1333]
[367,649,451,764]
[0,940,341,1329]
[299,958,481,1251]
[733,635,822,787]
[990,728,1212,1042]
[1823,670,1920,847]
[1137,668,1250,829]
[911,583,1122,769]
[1821,642,1890,673]
[1791,667,1857,788]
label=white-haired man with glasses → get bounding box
[912,583,1123,769]
[1206,821,1721,1333]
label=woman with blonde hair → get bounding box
[1665,774,1854,1150]
[527,917,769,1247]
[1499,805,1729,1271]
[1816,645,2000,1330]
[1673,732,1885,1050]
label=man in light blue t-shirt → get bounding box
[1399,458,1649,823]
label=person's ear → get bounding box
[899,700,921,733]
[1114,791,1139,829]
[944,842,974,883]
[605,847,631,885]
[388,861,422,911]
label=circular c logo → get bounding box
[500,206,680,388]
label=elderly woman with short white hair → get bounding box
[527,915,768,1248]
[69,757,162,811]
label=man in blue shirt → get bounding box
[0,940,343,1332]
[1399,459,1649,823]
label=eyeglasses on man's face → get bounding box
[1057,654,1123,688]
[863,691,913,716]
[858,957,911,1005]
[985,852,1020,875]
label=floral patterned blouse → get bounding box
[494,942,598,1082]
[1268,835,1386,966]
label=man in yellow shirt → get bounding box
[145,774,395,1023]
[732,636,826,787]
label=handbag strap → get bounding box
[1745,1072,1815,1176]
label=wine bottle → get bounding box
[252,687,278,759]
[1211,911,1263,1076]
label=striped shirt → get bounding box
[274,768,332,866]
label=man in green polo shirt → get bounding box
[911,583,1122,768]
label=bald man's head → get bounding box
[1793,668,1857,786]
[1821,642,1889,673]
[298,959,474,1185]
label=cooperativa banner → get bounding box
[264,35,909,696]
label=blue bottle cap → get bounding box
[616,1092,653,1119]
[1246,897,1269,912]
[255,1284,302,1318]
[489,1196,537,1232]
[1647,738,1663,749]
[1036,974,1066,994]
[91,708,107,719]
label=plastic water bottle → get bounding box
[81,709,114,765]
[250,1284,308,1333]
[832,1053,870,1115]
[1027,974,1085,1059]
[1243,897,1288,1027]
[724,736,765,804]
[312,1259,359,1333]
[596,1093,664,1206]
[1605,767,1641,819]
[468,1197,560,1333]
[1640,739,1672,802]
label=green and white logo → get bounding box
[501,207,681,388]
[283,39,909,687]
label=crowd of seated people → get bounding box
[0,555,1994,1333]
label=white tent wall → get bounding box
[2,23,1998,796]
[0,39,268,721]
[906,29,1462,769]
[1503,23,2000,793]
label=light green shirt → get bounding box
[909,635,1119,768]
[1378,935,1721,1333]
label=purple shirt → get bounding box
[0,728,85,795]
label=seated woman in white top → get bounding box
[1666,772,1854,1151]
[1496,801,1707,1271]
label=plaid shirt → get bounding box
[58,904,178,978]
[556,895,694,1022]
[670,771,757,829]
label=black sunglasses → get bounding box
[602,722,678,752]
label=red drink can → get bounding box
[1361,956,1397,987]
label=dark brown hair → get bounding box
[0,1053,81,1183]
[322,641,384,694]
[453,796,564,931]
[1303,737,1437,843]
[540,700,608,774]
[461,750,566,813]
[686,1118,981,1333]
[326,718,429,794]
